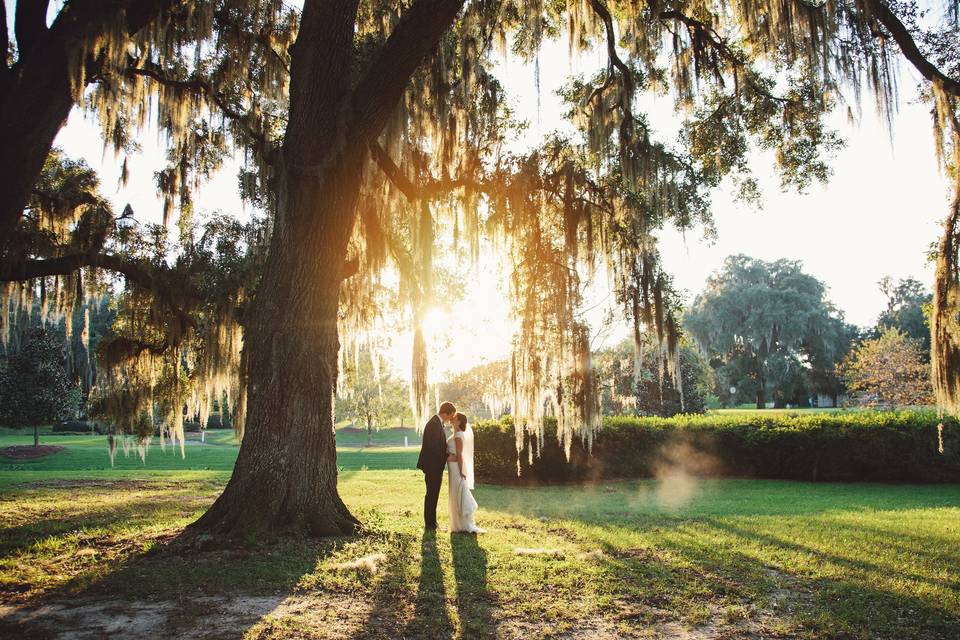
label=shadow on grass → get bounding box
[399,529,455,639]
[451,533,496,639]
[583,516,960,640]
[0,484,220,559]
[3,537,366,640]
[350,528,454,640]
[479,480,960,639]
[350,529,497,639]
[708,518,960,593]
[1,509,355,638]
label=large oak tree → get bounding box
[3,0,960,537]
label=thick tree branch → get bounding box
[341,257,360,280]
[352,0,465,142]
[14,0,50,55]
[868,0,960,97]
[48,0,185,42]
[1,3,8,71]
[0,252,197,328]
[659,9,793,104]
[659,9,740,67]
[369,141,489,200]
[122,0,187,35]
[1,0,189,257]
[589,0,635,92]
[99,335,171,359]
[213,8,290,75]
[368,141,421,200]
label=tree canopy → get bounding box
[439,360,512,420]
[842,326,933,408]
[685,255,856,408]
[877,276,932,357]
[593,334,714,416]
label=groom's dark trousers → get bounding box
[416,414,447,529]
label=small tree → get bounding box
[0,329,81,446]
[877,276,932,357]
[337,351,409,446]
[594,336,714,417]
[842,327,933,409]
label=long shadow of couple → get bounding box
[401,529,495,639]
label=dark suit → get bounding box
[417,414,447,528]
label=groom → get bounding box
[416,401,457,530]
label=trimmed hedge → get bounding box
[473,411,960,483]
[52,420,109,435]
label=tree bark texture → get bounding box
[0,42,74,246]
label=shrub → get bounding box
[207,412,231,429]
[52,420,94,434]
[473,411,960,484]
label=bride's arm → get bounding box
[455,436,466,478]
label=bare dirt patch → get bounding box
[0,592,376,640]
[1,445,64,460]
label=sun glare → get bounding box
[421,306,449,340]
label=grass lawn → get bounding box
[1,430,958,639]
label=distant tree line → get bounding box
[685,255,933,410]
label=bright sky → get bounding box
[30,5,954,381]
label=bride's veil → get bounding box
[461,424,475,490]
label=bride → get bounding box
[446,412,484,533]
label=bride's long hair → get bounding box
[455,412,475,489]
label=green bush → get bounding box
[52,420,110,435]
[473,411,960,483]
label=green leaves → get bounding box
[685,255,856,407]
[842,327,933,408]
[0,328,81,429]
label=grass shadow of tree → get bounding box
[587,517,960,639]
[475,479,960,519]
[480,480,960,638]
[1,513,357,638]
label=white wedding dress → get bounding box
[447,428,483,533]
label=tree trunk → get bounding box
[366,416,373,446]
[34,424,39,448]
[754,361,766,409]
[190,0,465,538]
[182,0,361,537]
[190,170,364,535]
[0,49,75,246]
[191,125,371,533]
